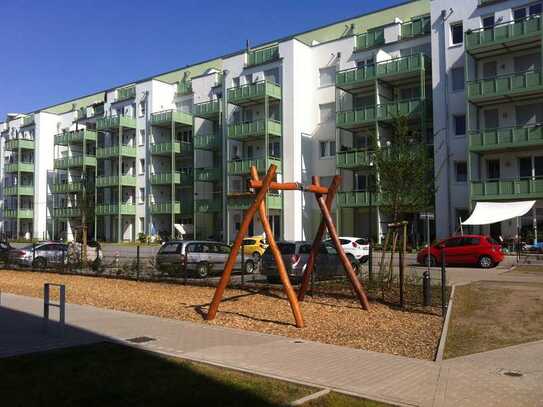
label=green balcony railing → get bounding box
[400,15,431,39]
[337,191,381,208]
[336,54,430,90]
[227,80,281,105]
[51,182,83,194]
[5,138,35,150]
[4,185,34,196]
[195,168,221,182]
[469,124,543,152]
[95,204,136,216]
[336,149,373,169]
[194,199,222,213]
[21,115,34,127]
[5,162,34,173]
[150,110,192,126]
[246,45,280,67]
[193,100,221,118]
[150,141,192,155]
[227,194,282,210]
[4,209,33,219]
[336,99,425,129]
[354,28,385,52]
[466,15,542,52]
[471,178,543,200]
[116,85,136,101]
[466,71,543,101]
[177,80,193,95]
[96,115,136,130]
[54,129,97,146]
[96,175,136,187]
[149,202,182,215]
[227,157,282,175]
[52,207,81,218]
[149,172,181,185]
[194,134,221,150]
[96,145,137,158]
[227,119,281,140]
[54,155,96,169]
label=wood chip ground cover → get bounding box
[0,270,441,359]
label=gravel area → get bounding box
[0,270,442,360]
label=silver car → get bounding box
[261,241,359,283]
[155,240,256,278]
[9,241,68,268]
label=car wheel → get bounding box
[252,252,261,262]
[196,262,209,278]
[479,255,493,269]
[33,257,46,269]
[244,259,256,274]
[422,255,437,267]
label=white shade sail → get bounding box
[461,201,536,225]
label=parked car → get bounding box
[242,236,268,260]
[261,241,358,283]
[9,241,68,268]
[325,237,369,263]
[0,241,14,262]
[155,240,255,278]
[417,235,504,268]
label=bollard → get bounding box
[423,271,432,307]
[441,250,447,317]
[241,240,245,287]
[136,245,140,281]
[43,283,66,335]
[368,239,373,283]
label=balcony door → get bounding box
[516,103,543,126]
[486,159,500,180]
[483,109,499,129]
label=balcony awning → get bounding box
[462,200,536,225]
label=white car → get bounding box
[325,237,370,263]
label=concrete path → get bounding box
[1,290,542,407]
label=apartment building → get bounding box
[2,0,539,243]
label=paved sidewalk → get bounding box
[1,292,542,406]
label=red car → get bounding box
[417,235,504,268]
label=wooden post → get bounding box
[316,194,370,310]
[206,165,277,321]
[251,167,304,328]
[298,176,340,301]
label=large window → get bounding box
[450,22,463,45]
[451,67,465,91]
[486,159,500,179]
[513,3,542,20]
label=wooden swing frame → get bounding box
[206,164,370,328]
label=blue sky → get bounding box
[0,0,406,118]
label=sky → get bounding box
[0,0,406,119]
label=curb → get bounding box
[435,284,456,362]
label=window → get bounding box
[482,15,495,29]
[535,156,543,177]
[139,188,145,204]
[320,141,327,158]
[139,159,145,174]
[450,22,463,45]
[454,115,466,136]
[462,237,480,246]
[319,103,335,123]
[232,77,240,87]
[139,129,145,145]
[159,243,181,254]
[319,66,336,87]
[516,103,543,126]
[455,161,468,182]
[514,53,541,72]
[482,61,497,79]
[445,237,462,247]
[356,58,374,68]
[138,101,145,117]
[514,3,542,20]
[264,68,280,84]
[519,157,532,178]
[319,141,335,158]
[451,67,465,91]
[486,159,500,179]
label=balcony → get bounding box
[149,202,182,215]
[52,207,81,218]
[177,80,193,95]
[227,194,282,210]
[116,85,136,102]
[96,175,136,188]
[246,45,280,67]
[337,191,381,208]
[227,157,282,175]
[95,204,136,216]
[21,115,34,127]
[336,149,373,169]
[336,54,430,92]
[96,116,136,130]
[5,162,34,173]
[150,110,192,127]
[469,124,543,153]
[193,100,221,119]
[466,15,542,56]
[336,99,426,130]
[227,119,281,141]
[54,155,96,169]
[195,168,221,182]
[54,129,97,146]
[466,71,543,104]
[51,182,83,194]
[227,80,281,106]
[150,172,181,185]
[400,15,431,40]
[471,178,543,200]
[4,185,34,196]
[5,138,35,150]
[194,134,221,150]
[4,209,33,219]
[354,28,385,52]
[149,141,192,156]
[195,199,222,213]
[96,145,137,158]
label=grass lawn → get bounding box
[509,265,543,274]
[304,392,391,406]
[0,342,391,407]
[444,281,543,359]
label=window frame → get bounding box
[450,22,464,46]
